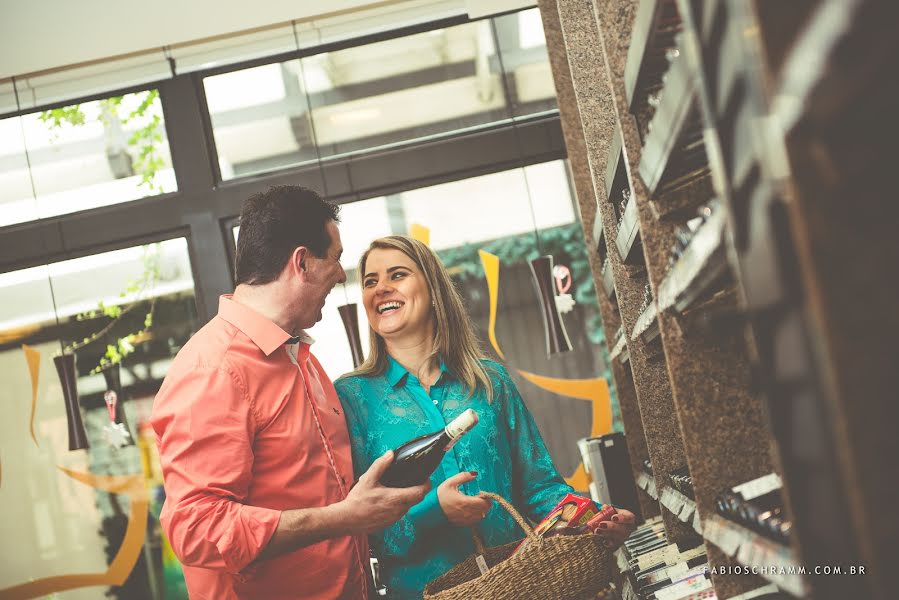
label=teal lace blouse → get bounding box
[334,357,573,599]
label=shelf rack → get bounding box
[540,0,895,598]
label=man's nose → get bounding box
[337,264,347,284]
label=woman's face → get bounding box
[361,248,434,341]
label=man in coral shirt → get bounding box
[152,186,428,599]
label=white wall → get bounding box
[0,0,394,78]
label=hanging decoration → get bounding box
[53,354,89,451]
[530,255,574,355]
[553,264,576,314]
[487,23,572,356]
[15,77,87,452]
[479,250,612,491]
[338,304,365,368]
[101,364,134,448]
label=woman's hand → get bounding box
[437,471,493,527]
[593,508,637,549]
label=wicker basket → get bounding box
[423,493,614,600]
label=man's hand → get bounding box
[337,451,430,534]
[437,471,493,527]
[593,508,637,549]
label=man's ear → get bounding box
[291,246,310,278]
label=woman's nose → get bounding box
[374,278,393,294]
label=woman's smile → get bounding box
[362,248,432,340]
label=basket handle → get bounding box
[477,492,538,541]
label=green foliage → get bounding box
[70,243,162,374]
[39,105,87,129]
[39,89,165,192]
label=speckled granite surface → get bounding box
[539,0,659,521]
[548,0,696,543]
[542,0,789,595]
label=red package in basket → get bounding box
[585,504,618,532]
[514,493,614,555]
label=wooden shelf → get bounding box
[657,206,728,314]
[631,302,659,344]
[637,38,700,196]
[729,585,783,600]
[635,470,658,500]
[609,332,628,363]
[614,191,641,263]
[624,0,682,110]
[774,0,882,132]
[592,209,605,253]
[545,0,892,596]
[659,485,701,535]
[605,128,624,200]
[703,515,807,597]
[601,261,616,299]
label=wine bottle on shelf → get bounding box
[715,473,792,544]
[380,409,479,487]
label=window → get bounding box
[205,9,557,180]
[0,237,198,597]
[0,89,176,228]
[494,9,558,116]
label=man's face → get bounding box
[299,220,346,328]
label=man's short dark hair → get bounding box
[235,186,340,286]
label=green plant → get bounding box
[39,89,165,192]
[67,243,161,374]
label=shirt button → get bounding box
[432,399,438,405]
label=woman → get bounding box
[335,236,634,599]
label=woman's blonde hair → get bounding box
[350,235,493,401]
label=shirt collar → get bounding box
[217,295,313,356]
[385,355,451,388]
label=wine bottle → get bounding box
[381,409,479,487]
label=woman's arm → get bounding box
[492,363,574,521]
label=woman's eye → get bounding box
[392,271,407,279]
[363,279,376,287]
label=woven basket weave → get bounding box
[423,493,614,600]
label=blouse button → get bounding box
[432,399,438,405]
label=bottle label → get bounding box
[733,473,781,500]
[444,409,478,450]
[475,554,489,576]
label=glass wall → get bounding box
[0,238,198,599]
[0,89,176,228]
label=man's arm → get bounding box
[257,451,429,561]
[152,363,280,574]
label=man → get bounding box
[152,186,428,599]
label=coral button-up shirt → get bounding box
[152,295,368,599]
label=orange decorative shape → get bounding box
[515,371,613,438]
[0,469,148,599]
[478,250,505,359]
[22,344,41,447]
[565,462,592,492]
[409,224,430,246]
